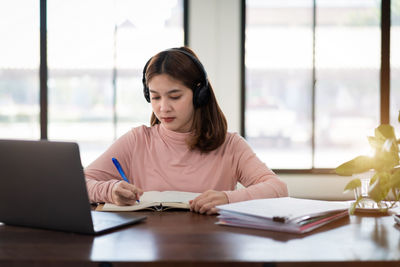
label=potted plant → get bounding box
[335,112,400,214]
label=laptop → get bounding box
[0,139,146,234]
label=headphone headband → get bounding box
[142,48,210,108]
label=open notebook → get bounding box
[97,191,201,212]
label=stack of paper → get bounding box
[216,197,350,234]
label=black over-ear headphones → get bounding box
[142,48,210,108]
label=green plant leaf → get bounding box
[390,169,400,189]
[368,136,385,150]
[368,181,384,203]
[398,110,400,122]
[382,139,397,153]
[370,124,399,172]
[369,172,378,185]
[373,150,399,172]
[380,172,391,189]
[343,178,361,193]
[368,172,391,202]
[335,156,374,176]
[375,124,396,140]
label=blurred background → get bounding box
[0,0,399,174]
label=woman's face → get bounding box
[148,74,195,133]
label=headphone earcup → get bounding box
[142,58,151,103]
[193,84,210,108]
[143,85,150,103]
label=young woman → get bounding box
[85,47,288,215]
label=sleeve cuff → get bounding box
[223,189,252,203]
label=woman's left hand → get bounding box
[189,190,228,215]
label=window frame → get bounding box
[242,0,392,174]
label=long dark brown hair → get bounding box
[144,47,227,152]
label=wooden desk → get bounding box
[0,211,399,266]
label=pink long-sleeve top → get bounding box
[84,124,288,203]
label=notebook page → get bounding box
[141,191,200,203]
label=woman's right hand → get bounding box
[111,181,143,206]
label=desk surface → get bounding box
[1,211,400,266]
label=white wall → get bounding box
[279,174,354,200]
[188,0,241,133]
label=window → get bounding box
[314,0,380,168]
[48,0,184,166]
[0,0,40,140]
[0,0,184,167]
[245,0,383,170]
[245,0,313,169]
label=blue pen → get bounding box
[112,157,140,203]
